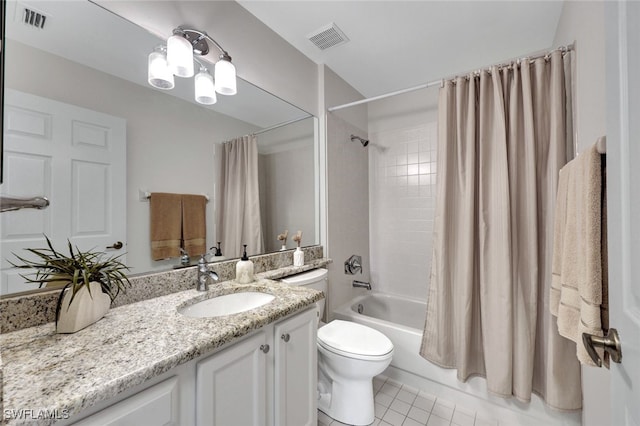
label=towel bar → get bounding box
[139,190,209,202]
[0,196,50,213]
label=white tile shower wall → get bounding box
[369,121,437,300]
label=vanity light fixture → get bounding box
[195,66,217,105]
[147,46,174,90]
[148,26,237,104]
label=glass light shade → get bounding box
[195,70,217,105]
[167,34,194,78]
[214,58,237,95]
[147,50,175,90]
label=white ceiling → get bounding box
[237,1,565,98]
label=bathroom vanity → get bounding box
[0,270,324,426]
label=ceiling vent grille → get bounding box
[22,7,47,29]
[307,23,349,51]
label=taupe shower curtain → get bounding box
[420,51,582,410]
[215,135,265,258]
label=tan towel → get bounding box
[150,192,182,260]
[182,194,207,257]
[550,141,608,366]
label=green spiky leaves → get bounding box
[10,235,131,308]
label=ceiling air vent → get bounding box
[307,23,349,51]
[22,7,47,29]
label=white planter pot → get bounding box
[56,281,111,333]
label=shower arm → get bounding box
[350,134,369,147]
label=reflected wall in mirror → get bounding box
[0,0,319,296]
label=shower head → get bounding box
[350,134,369,147]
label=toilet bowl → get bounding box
[317,320,393,425]
[280,270,394,426]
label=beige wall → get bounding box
[258,124,316,253]
[324,67,369,133]
[368,88,438,134]
[552,2,609,425]
[325,114,369,318]
[322,65,369,318]
[5,40,257,274]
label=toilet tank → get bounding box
[280,268,328,321]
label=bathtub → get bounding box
[333,293,581,426]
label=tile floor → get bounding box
[318,375,500,426]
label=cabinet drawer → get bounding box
[71,376,179,426]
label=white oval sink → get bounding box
[179,292,275,318]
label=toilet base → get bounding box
[318,371,375,426]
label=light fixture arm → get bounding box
[193,57,208,72]
[174,26,232,62]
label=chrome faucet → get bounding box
[345,255,363,275]
[197,255,219,291]
[353,280,371,290]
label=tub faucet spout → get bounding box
[353,280,371,290]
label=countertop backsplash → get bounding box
[1,245,326,334]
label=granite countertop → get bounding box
[0,272,324,425]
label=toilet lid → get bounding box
[317,320,393,358]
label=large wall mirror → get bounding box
[0,0,319,295]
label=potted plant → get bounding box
[11,236,131,333]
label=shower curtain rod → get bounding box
[328,81,442,112]
[328,43,574,113]
[252,115,311,136]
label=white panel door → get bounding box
[1,89,126,295]
[274,308,317,426]
[196,331,268,426]
[605,2,640,425]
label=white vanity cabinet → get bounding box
[274,308,317,426]
[196,330,269,425]
[68,359,196,426]
[196,307,317,426]
[64,307,316,426]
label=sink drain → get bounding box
[357,303,364,314]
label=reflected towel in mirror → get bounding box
[182,194,207,257]
[150,193,182,260]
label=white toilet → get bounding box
[281,269,394,426]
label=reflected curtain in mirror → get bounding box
[215,135,265,258]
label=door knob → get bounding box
[582,328,622,367]
[259,344,270,354]
[106,241,123,250]
[281,333,290,342]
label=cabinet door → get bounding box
[274,308,317,426]
[196,331,268,426]
[71,377,179,426]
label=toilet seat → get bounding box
[317,320,393,361]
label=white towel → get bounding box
[551,141,608,366]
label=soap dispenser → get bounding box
[235,244,254,284]
[212,242,226,262]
